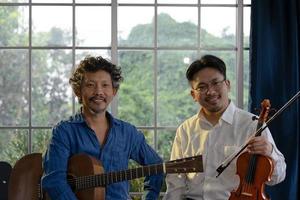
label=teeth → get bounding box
[207,97,218,102]
[93,98,104,102]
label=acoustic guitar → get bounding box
[8,153,203,200]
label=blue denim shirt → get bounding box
[42,111,163,200]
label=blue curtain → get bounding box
[250,0,299,200]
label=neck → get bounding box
[202,101,230,125]
[202,110,223,125]
[82,107,107,127]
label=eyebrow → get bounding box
[196,77,221,85]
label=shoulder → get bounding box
[235,106,255,118]
[111,117,137,130]
[110,116,141,138]
[52,113,84,133]
[178,113,199,131]
[234,106,256,121]
[230,104,258,131]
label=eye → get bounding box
[85,82,95,88]
[102,83,110,88]
[196,85,207,92]
[211,81,219,86]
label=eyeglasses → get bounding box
[193,79,226,94]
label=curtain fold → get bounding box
[250,0,299,199]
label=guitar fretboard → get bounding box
[70,163,164,191]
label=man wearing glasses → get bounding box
[164,55,286,200]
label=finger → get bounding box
[247,142,272,156]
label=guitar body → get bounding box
[8,153,43,200]
[67,154,105,200]
[8,153,202,200]
[8,153,105,200]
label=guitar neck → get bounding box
[72,163,164,191]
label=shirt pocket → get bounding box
[223,145,239,175]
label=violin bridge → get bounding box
[241,192,253,197]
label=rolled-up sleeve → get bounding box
[130,130,164,200]
[263,128,286,185]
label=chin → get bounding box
[207,105,223,113]
[89,107,106,115]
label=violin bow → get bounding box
[216,90,300,178]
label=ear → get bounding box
[113,88,118,96]
[225,79,231,90]
[74,89,81,99]
[74,90,82,103]
[190,90,197,102]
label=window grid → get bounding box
[0,0,250,162]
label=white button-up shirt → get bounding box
[164,101,286,200]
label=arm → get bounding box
[130,130,164,200]
[163,127,187,200]
[42,125,77,200]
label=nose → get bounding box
[94,84,104,95]
[206,83,217,94]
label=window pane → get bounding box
[76,6,111,47]
[201,51,236,102]
[158,7,197,47]
[118,50,154,126]
[158,0,197,3]
[119,0,153,3]
[243,50,250,110]
[0,49,29,126]
[75,50,111,64]
[201,7,236,48]
[244,0,251,4]
[32,6,72,46]
[157,130,176,161]
[157,50,198,126]
[32,0,71,2]
[32,129,52,154]
[140,129,154,148]
[118,7,154,47]
[76,0,110,3]
[0,129,28,166]
[244,7,250,48]
[201,0,236,4]
[0,6,29,47]
[0,0,28,2]
[32,50,73,126]
[77,0,111,2]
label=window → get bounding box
[0,0,250,196]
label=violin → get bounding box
[228,99,274,200]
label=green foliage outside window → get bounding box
[0,5,249,197]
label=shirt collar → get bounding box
[220,100,235,125]
[69,108,121,126]
[197,100,236,125]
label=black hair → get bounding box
[69,56,123,103]
[186,55,226,81]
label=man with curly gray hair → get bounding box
[42,56,164,200]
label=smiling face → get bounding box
[190,67,230,114]
[79,70,117,117]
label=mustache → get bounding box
[205,95,219,101]
[89,95,106,102]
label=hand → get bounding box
[247,136,273,157]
